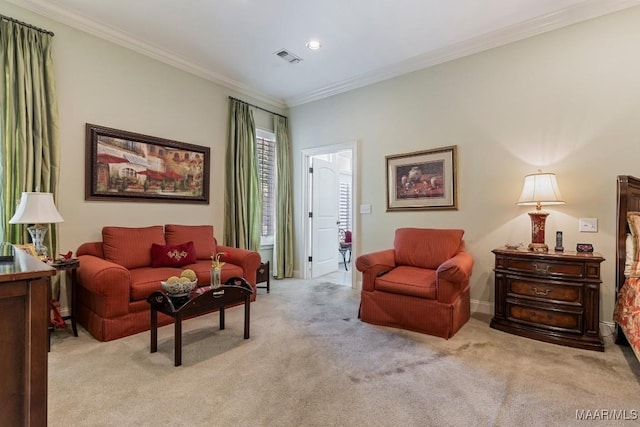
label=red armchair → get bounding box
[356,228,473,338]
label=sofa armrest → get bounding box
[77,254,131,318]
[355,249,396,292]
[436,251,474,303]
[217,245,261,286]
[77,241,104,258]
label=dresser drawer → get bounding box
[507,276,582,305]
[503,257,585,279]
[507,301,582,334]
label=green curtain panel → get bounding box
[0,19,60,255]
[274,115,293,278]
[224,99,261,251]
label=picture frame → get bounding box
[386,145,458,211]
[85,123,210,204]
[15,243,38,257]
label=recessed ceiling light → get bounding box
[306,40,321,51]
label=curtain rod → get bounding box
[228,96,287,120]
[0,14,54,36]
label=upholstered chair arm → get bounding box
[76,241,105,258]
[76,255,131,318]
[436,251,474,303]
[356,249,396,292]
[217,245,262,286]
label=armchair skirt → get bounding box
[360,285,470,338]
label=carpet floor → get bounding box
[48,277,640,427]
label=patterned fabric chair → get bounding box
[356,228,473,338]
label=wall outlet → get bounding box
[578,218,598,233]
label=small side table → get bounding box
[256,261,270,293]
[48,259,80,348]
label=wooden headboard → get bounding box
[615,175,640,343]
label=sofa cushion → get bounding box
[374,266,437,299]
[103,226,166,270]
[129,267,182,301]
[394,228,463,270]
[150,241,197,268]
[165,224,216,260]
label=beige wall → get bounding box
[2,1,283,261]
[5,2,640,322]
[289,7,640,322]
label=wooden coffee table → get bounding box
[147,278,253,366]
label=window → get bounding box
[339,181,352,231]
[256,129,276,246]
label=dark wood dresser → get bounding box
[491,247,604,351]
[0,248,55,426]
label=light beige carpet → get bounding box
[48,278,640,427]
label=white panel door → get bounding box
[311,157,339,278]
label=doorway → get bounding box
[301,141,358,289]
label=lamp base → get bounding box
[528,211,549,253]
[27,224,49,259]
[528,242,549,252]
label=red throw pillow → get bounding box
[150,241,197,268]
[165,224,216,260]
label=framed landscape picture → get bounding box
[85,124,210,204]
[386,145,457,211]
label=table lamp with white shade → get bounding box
[517,171,565,252]
[9,192,64,258]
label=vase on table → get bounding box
[211,266,221,289]
[210,251,229,294]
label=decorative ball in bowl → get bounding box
[161,276,197,297]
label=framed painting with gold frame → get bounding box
[386,145,458,211]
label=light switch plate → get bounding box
[360,204,371,214]
[579,218,598,233]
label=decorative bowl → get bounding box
[160,279,198,297]
[505,243,523,250]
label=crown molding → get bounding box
[5,0,288,109]
[285,0,640,106]
[7,0,640,108]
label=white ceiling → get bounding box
[8,0,640,108]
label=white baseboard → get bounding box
[601,320,615,329]
[471,299,493,315]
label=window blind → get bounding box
[256,136,276,237]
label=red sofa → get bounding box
[76,224,261,341]
[356,228,473,339]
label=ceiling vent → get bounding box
[274,49,303,64]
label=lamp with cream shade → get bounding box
[9,192,64,258]
[517,171,565,252]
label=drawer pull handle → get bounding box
[532,287,551,296]
[532,263,550,274]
